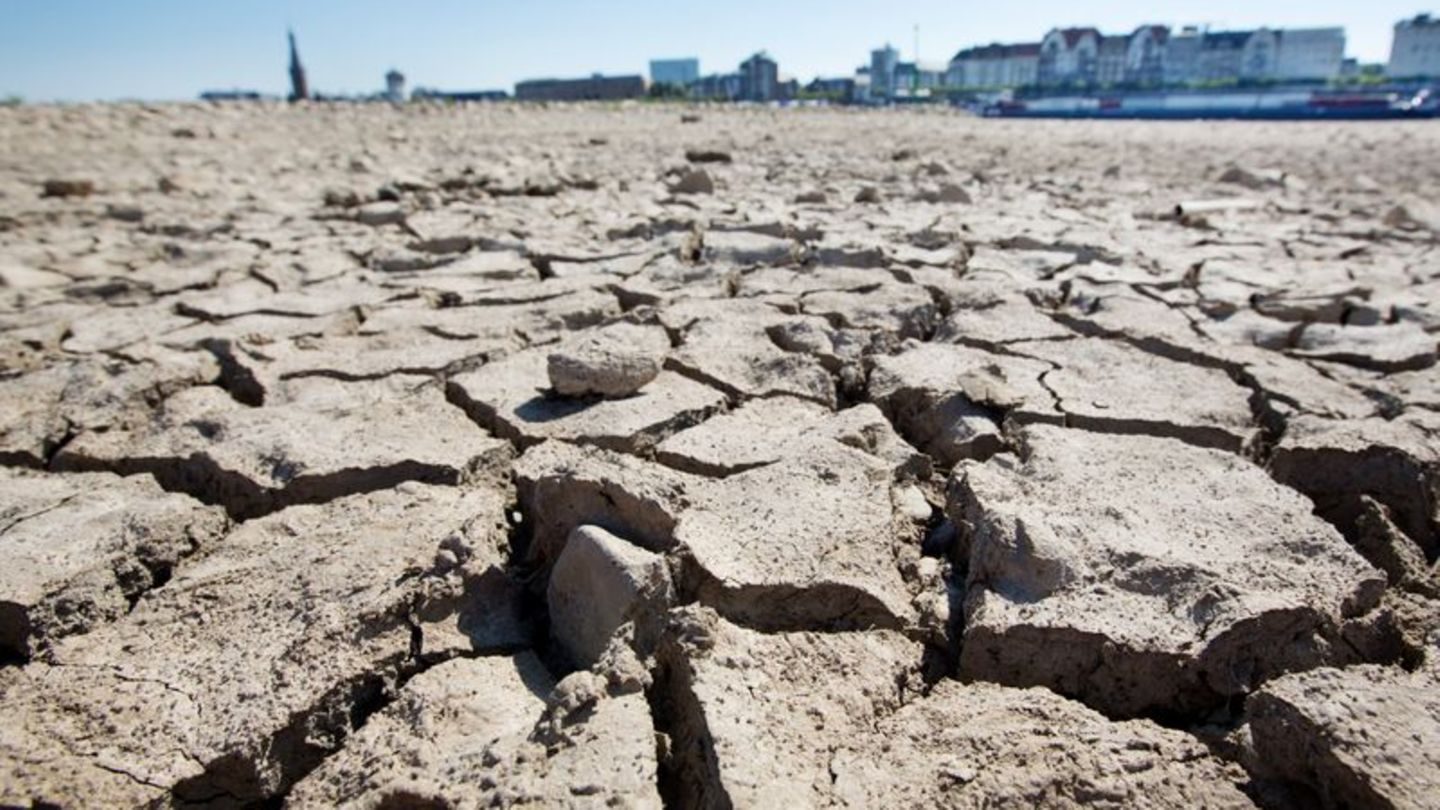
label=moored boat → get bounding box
[984,88,1438,119]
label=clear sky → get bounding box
[0,1,1429,101]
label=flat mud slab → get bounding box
[1,104,1437,808]
[950,424,1384,719]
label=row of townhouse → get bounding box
[948,24,1347,90]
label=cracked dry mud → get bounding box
[0,103,1438,809]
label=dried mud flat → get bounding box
[0,102,1438,809]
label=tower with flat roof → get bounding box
[386,69,406,103]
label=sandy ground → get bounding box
[0,102,1438,808]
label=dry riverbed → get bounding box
[0,102,1438,808]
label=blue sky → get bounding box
[0,1,1428,101]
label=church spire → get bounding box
[288,29,309,101]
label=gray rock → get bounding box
[104,204,143,222]
[354,200,406,226]
[40,179,94,198]
[513,440,698,567]
[854,185,881,203]
[916,183,972,204]
[671,168,714,195]
[451,343,723,455]
[685,149,732,164]
[547,323,665,397]
[1383,198,1440,232]
[548,525,672,668]
[1218,165,1288,190]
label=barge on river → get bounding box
[983,88,1439,120]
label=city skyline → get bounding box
[0,0,1431,102]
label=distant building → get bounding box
[1390,14,1440,78]
[514,74,645,101]
[915,62,949,88]
[1164,26,1342,84]
[944,20,1348,92]
[947,43,1040,88]
[893,61,948,96]
[1096,34,1130,84]
[1238,30,1279,81]
[870,44,900,99]
[692,72,743,100]
[1165,29,1276,83]
[650,58,700,87]
[1354,61,1387,78]
[853,71,873,103]
[740,52,780,101]
[1009,45,1043,86]
[945,45,988,88]
[688,53,783,101]
[385,70,406,103]
[1164,26,1204,83]
[1038,28,1100,85]
[1274,28,1346,80]
[1191,30,1246,82]
[893,61,915,94]
[806,77,857,102]
[288,29,309,101]
[1125,26,1170,85]
[413,88,508,102]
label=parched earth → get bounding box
[0,101,1438,808]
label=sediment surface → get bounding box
[1,102,1438,808]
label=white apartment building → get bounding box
[1275,28,1346,80]
[1126,26,1169,85]
[947,43,1040,88]
[1166,26,1342,84]
[1039,28,1101,85]
[1096,35,1130,84]
[1390,14,1440,77]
